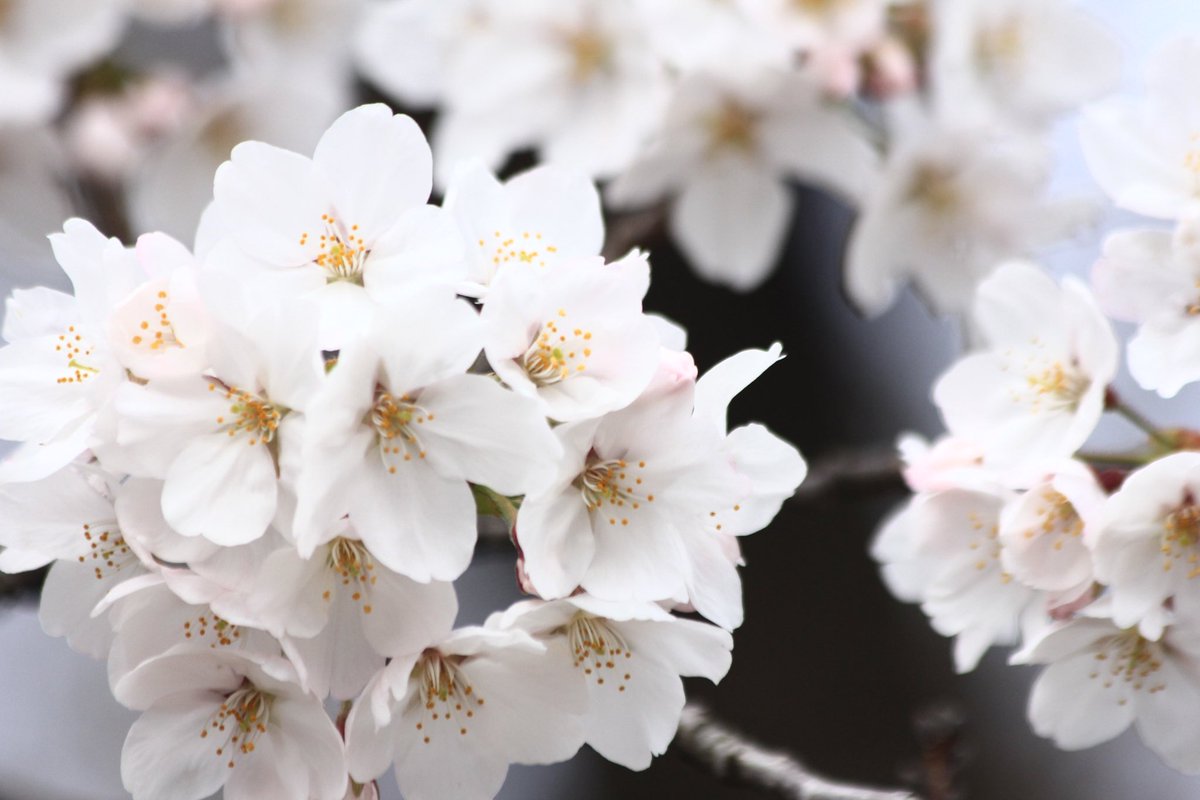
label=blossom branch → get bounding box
[790,448,904,504]
[674,702,919,800]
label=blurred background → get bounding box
[5,1,1200,799]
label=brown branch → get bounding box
[602,203,669,260]
[675,702,919,800]
[791,448,904,504]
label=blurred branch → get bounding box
[675,702,919,800]
[791,448,903,504]
[602,203,668,260]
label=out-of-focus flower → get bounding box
[608,69,877,291]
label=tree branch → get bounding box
[790,448,904,504]
[675,702,919,800]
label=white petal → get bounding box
[161,433,278,546]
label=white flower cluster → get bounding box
[0,104,806,800]
[874,35,1200,776]
[356,0,1117,301]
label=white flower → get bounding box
[0,0,124,126]
[443,162,604,295]
[0,465,145,658]
[210,103,464,348]
[112,301,324,546]
[344,625,586,800]
[1017,610,1200,774]
[481,250,660,422]
[294,290,561,582]
[845,117,1074,315]
[515,374,747,628]
[431,0,670,183]
[1081,35,1200,220]
[736,0,885,58]
[629,0,779,72]
[1092,219,1200,398]
[117,650,347,800]
[997,459,1103,600]
[1091,452,1200,640]
[933,261,1118,472]
[872,483,1038,672]
[192,526,459,700]
[607,69,877,291]
[490,595,733,770]
[929,0,1119,128]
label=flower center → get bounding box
[707,100,760,154]
[410,651,485,745]
[907,162,964,215]
[53,325,99,385]
[478,229,559,270]
[575,455,655,528]
[127,288,185,352]
[325,537,379,615]
[208,379,283,446]
[1023,489,1084,550]
[976,16,1026,70]
[521,310,592,387]
[963,508,1008,578]
[1163,503,1200,577]
[1090,632,1165,695]
[182,611,243,649]
[563,29,610,82]
[565,613,635,692]
[370,391,433,473]
[303,213,368,284]
[1021,358,1088,414]
[199,685,273,769]
[76,521,133,581]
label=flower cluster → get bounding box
[874,35,1200,775]
[0,104,805,800]
[356,0,1117,300]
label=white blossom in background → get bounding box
[845,115,1082,315]
[607,69,877,291]
[1092,214,1200,398]
[1081,36,1200,220]
[929,0,1119,129]
[933,261,1117,472]
[0,0,125,127]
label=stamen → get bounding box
[411,651,485,744]
[564,613,634,692]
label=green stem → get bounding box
[1078,451,1151,468]
[1109,399,1176,451]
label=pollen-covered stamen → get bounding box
[129,289,185,352]
[1024,489,1084,550]
[565,613,634,692]
[964,509,1011,581]
[370,391,434,473]
[76,521,135,581]
[976,16,1026,68]
[521,310,593,387]
[575,454,654,527]
[325,537,379,615]
[53,325,99,385]
[305,213,368,284]
[1162,500,1200,577]
[182,612,243,649]
[199,685,273,769]
[561,28,610,81]
[411,650,485,744]
[1088,632,1167,696]
[1010,344,1089,414]
[207,379,283,447]
[479,229,559,269]
[907,162,964,215]
[707,100,760,154]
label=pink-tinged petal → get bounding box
[364,204,467,299]
[0,419,94,483]
[112,378,229,476]
[720,423,806,535]
[112,651,246,710]
[161,433,277,546]
[516,488,595,599]
[271,695,348,800]
[224,734,306,800]
[1028,653,1136,750]
[351,458,477,582]
[285,591,383,701]
[504,165,604,259]
[580,650,684,770]
[693,343,783,434]
[115,478,220,564]
[680,531,744,631]
[0,334,94,442]
[49,218,143,331]
[213,140,328,266]
[583,509,688,604]
[313,105,433,239]
[3,286,77,342]
[371,291,482,391]
[121,693,231,800]
[0,465,115,565]
[361,572,458,658]
[418,373,560,494]
[618,617,733,683]
[39,558,123,658]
